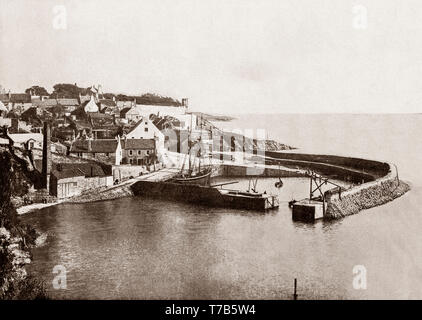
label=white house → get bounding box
[8,133,44,150]
[84,95,99,113]
[135,104,187,117]
[0,100,7,116]
[126,118,165,154]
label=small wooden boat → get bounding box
[171,167,212,186]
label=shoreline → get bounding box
[16,201,63,215]
[17,151,411,219]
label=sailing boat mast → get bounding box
[198,113,202,173]
[188,113,193,174]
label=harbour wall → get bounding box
[264,151,410,219]
[65,151,410,218]
[324,164,410,219]
[213,164,304,178]
[265,151,389,183]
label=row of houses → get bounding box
[69,136,156,166]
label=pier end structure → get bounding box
[292,199,324,221]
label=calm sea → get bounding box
[22,114,422,299]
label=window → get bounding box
[129,159,133,164]
[138,150,141,155]
[129,150,133,156]
[146,150,150,155]
[144,127,148,132]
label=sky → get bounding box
[1,0,422,114]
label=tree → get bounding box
[51,83,84,98]
[136,93,181,106]
[25,86,49,96]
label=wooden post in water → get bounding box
[293,278,298,300]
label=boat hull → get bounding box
[131,180,279,211]
[170,170,212,186]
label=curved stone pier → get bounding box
[265,152,411,219]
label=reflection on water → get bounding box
[22,177,422,299]
[21,114,422,299]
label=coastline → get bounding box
[16,201,63,215]
[16,152,412,219]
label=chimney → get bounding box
[182,98,188,107]
[42,122,52,192]
[112,96,116,102]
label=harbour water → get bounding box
[22,114,422,299]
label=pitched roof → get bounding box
[70,119,92,130]
[31,98,59,107]
[122,138,155,150]
[51,163,106,180]
[57,98,79,106]
[79,95,91,104]
[83,96,99,113]
[99,99,116,107]
[89,113,115,129]
[0,100,7,111]
[10,94,31,103]
[116,101,134,108]
[8,133,43,144]
[120,107,131,117]
[70,139,118,153]
[0,94,9,102]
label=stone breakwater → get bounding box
[324,164,411,219]
[265,151,411,219]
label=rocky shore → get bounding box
[66,183,134,204]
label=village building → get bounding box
[99,98,116,113]
[69,138,122,165]
[53,126,76,142]
[125,118,165,154]
[89,113,119,139]
[6,132,44,150]
[0,100,7,117]
[121,138,156,165]
[120,104,188,124]
[83,94,100,113]
[120,106,142,123]
[57,98,80,113]
[31,98,60,111]
[135,104,187,117]
[0,92,31,104]
[116,100,135,110]
[9,118,34,133]
[50,162,113,199]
